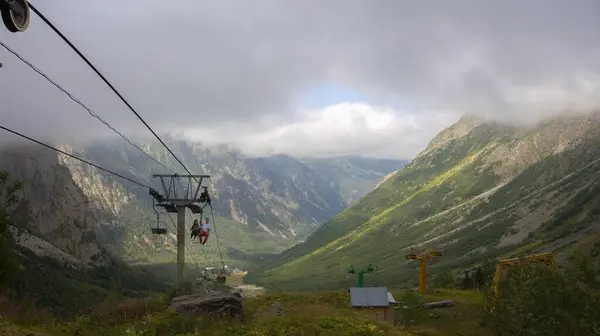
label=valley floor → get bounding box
[0,287,489,336]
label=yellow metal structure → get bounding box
[491,252,555,297]
[405,250,442,294]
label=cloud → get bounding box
[184,103,460,159]
[1,0,600,158]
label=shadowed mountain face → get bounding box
[248,112,600,291]
[300,156,408,205]
[0,136,403,268]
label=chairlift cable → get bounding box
[27,9,220,257]
[0,39,173,173]
[2,34,217,266]
[0,125,189,269]
[0,38,194,241]
[166,213,205,276]
[208,203,226,272]
[16,3,229,276]
[0,124,151,189]
[28,3,196,178]
[184,208,214,264]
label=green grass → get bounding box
[5,255,600,336]
[0,289,490,336]
[399,289,489,336]
[2,248,169,317]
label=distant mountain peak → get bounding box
[419,114,486,156]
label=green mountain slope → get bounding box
[247,112,600,290]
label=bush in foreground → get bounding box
[483,255,600,336]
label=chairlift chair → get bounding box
[151,222,168,235]
[151,199,168,235]
[199,186,211,204]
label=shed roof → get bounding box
[349,287,390,307]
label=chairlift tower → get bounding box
[405,250,442,294]
[348,264,375,288]
[150,174,211,284]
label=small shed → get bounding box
[348,287,396,324]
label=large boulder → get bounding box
[169,291,243,319]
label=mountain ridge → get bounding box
[0,138,404,270]
[247,111,600,291]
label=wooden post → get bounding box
[419,258,427,293]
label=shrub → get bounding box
[90,293,164,325]
[0,171,21,285]
[482,261,600,336]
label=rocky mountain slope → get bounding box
[75,137,403,241]
[0,136,402,269]
[247,112,600,291]
[0,146,109,268]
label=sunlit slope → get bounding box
[247,113,600,290]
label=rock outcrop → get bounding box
[169,291,243,319]
[0,146,108,267]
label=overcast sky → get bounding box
[1,0,600,159]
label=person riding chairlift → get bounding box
[199,217,211,245]
[190,219,200,240]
